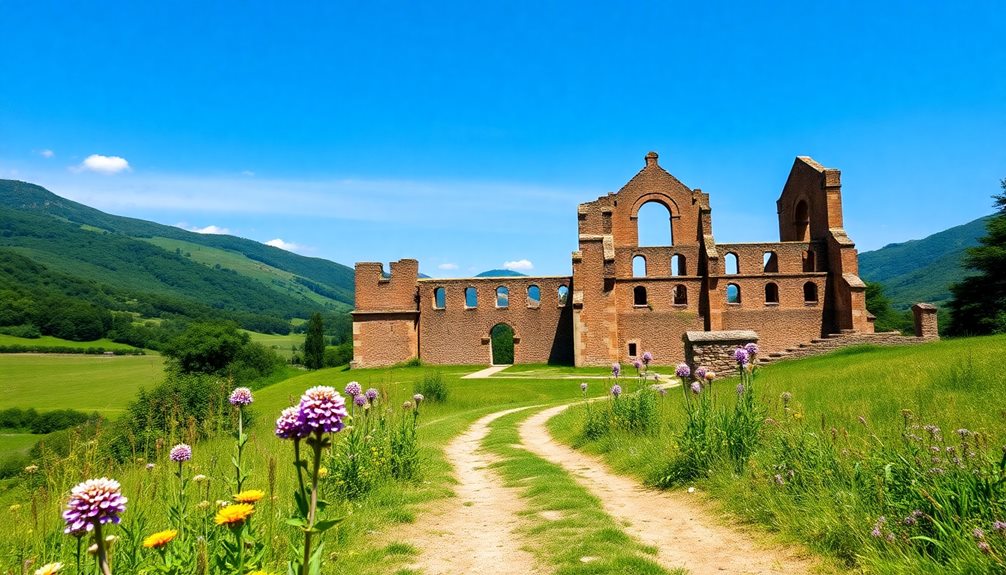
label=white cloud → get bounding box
[76,154,131,175]
[39,149,54,159]
[437,263,459,270]
[265,238,303,252]
[184,224,231,235]
[503,259,534,271]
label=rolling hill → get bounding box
[0,179,354,332]
[858,215,990,309]
[475,269,528,277]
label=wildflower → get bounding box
[780,391,792,405]
[193,474,207,483]
[695,366,707,380]
[413,393,424,404]
[736,383,745,395]
[773,474,784,486]
[275,406,309,440]
[993,520,1006,532]
[978,541,991,554]
[733,348,749,365]
[974,528,986,540]
[353,394,367,408]
[705,371,716,381]
[24,464,38,474]
[214,503,254,527]
[793,412,803,421]
[197,501,210,510]
[885,532,895,542]
[8,504,21,512]
[229,387,254,406]
[611,384,622,398]
[923,424,941,437]
[870,516,886,538]
[344,381,361,397]
[659,387,667,396]
[233,490,265,504]
[62,478,128,533]
[318,467,329,479]
[142,529,177,549]
[690,381,702,394]
[956,428,971,438]
[402,401,413,410]
[929,467,945,475]
[632,359,642,370]
[34,563,63,575]
[365,388,379,402]
[145,463,155,471]
[675,363,691,378]
[169,444,192,462]
[611,363,621,378]
[580,382,588,392]
[298,386,349,434]
[744,342,759,357]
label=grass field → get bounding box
[0,434,41,456]
[0,354,164,416]
[0,334,143,351]
[244,330,304,359]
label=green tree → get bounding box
[163,321,250,374]
[303,312,326,369]
[948,178,1006,335]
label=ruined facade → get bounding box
[352,152,876,368]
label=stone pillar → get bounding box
[683,330,759,377]
[912,303,939,339]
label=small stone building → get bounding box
[352,152,877,368]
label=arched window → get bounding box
[557,285,569,306]
[433,287,446,309]
[496,286,509,308]
[633,286,648,306]
[726,283,741,304]
[725,252,739,275]
[794,200,810,241]
[673,284,687,305]
[637,201,673,246]
[763,251,778,273]
[671,254,686,276]
[632,255,647,277]
[804,281,818,303]
[465,287,478,308]
[802,249,816,272]
[527,285,541,308]
[765,282,779,304]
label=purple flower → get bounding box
[611,384,622,398]
[733,348,749,365]
[736,383,745,395]
[870,516,887,538]
[979,541,991,554]
[956,428,971,438]
[694,367,707,380]
[690,381,702,394]
[62,478,128,533]
[344,381,361,397]
[974,528,986,540]
[632,359,642,370]
[275,406,309,440]
[611,363,621,378]
[641,351,653,366]
[659,387,667,396]
[580,382,588,392]
[744,342,759,357]
[298,386,349,434]
[145,463,155,471]
[228,387,253,407]
[773,474,785,486]
[413,393,424,404]
[993,520,1006,532]
[675,363,691,378]
[365,388,379,402]
[169,444,192,463]
[353,394,367,407]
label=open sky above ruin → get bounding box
[1,1,1003,276]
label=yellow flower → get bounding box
[215,503,255,526]
[246,572,277,575]
[8,504,21,512]
[142,529,178,549]
[34,563,63,575]
[318,467,329,479]
[233,489,265,504]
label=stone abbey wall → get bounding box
[352,152,921,368]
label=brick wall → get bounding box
[683,330,759,377]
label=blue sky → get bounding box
[1,1,1004,276]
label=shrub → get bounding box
[414,370,448,403]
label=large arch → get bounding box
[490,323,515,365]
[633,196,678,246]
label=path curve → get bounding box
[398,406,544,575]
[520,404,816,575]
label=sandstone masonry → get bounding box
[352,153,935,368]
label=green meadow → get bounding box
[0,334,142,352]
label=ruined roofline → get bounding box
[578,151,695,208]
[417,274,573,282]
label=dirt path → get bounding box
[519,404,817,575]
[397,407,544,575]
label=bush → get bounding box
[414,370,448,403]
[0,407,100,434]
[0,324,40,338]
[323,342,353,367]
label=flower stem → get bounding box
[301,432,324,575]
[236,407,245,492]
[94,522,111,575]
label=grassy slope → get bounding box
[0,334,143,351]
[244,330,304,360]
[0,354,164,416]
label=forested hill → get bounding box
[858,215,990,310]
[0,179,355,334]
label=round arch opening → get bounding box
[490,323,515,365]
